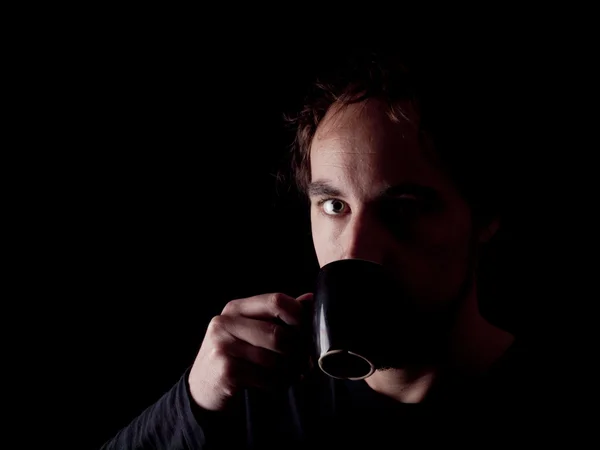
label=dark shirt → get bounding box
[100,339,569,449]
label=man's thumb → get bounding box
[296,293,314,303]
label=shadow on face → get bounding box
[309,99,478,312]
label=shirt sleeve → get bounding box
[100,365,246,450]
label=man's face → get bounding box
[309,99,476,312]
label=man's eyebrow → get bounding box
[307,180,437,199]
[383,183,437,198]
[307,180,343,197]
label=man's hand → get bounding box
[188,292,314,412]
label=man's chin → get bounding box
[373,323,452,369]
[370,277,475,371]
[374,350,442,370]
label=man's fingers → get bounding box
[221,293,303,326]
[226,357,294,392]
[217,315,300,354]
[224,336,282,369]
[224,337,306,378]
[296,293,314,304]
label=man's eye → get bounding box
[321,198,347,215]
[380,197,420,221]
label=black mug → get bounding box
[313,259,417,380]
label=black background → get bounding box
[46,25,326,448]
[19,15,595,449]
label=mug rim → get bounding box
[317,349,376,381]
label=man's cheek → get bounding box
[312,231,333,267]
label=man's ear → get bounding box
[478,218,500,243]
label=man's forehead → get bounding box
[314,101,369,137]
[315,98,418,135]
[312,119,423,172]
[309,100,449,197]
[313,101,420,158]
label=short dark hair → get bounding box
[285,47,511,226]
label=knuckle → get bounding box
[221,381,235,399]
[268,293,285,312]
[221,299,238,315]
[219,356,236,381]
[269,322,282,347]
[207,315,227,337]
[209,345,227,362]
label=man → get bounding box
[101,49,562,449]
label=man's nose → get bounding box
[340,211,390,265]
